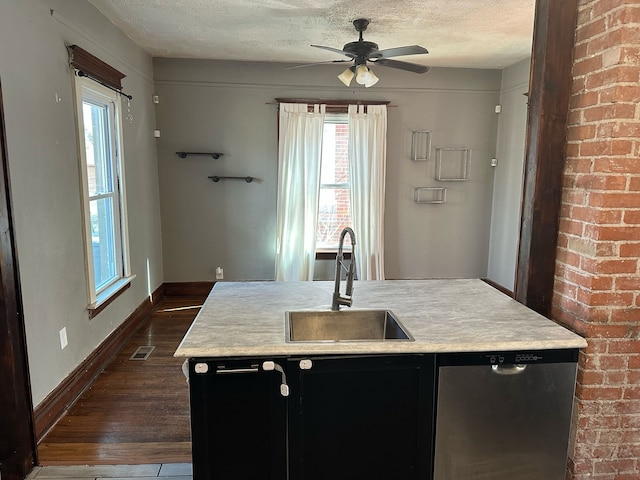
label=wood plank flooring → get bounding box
[37,296,203,465]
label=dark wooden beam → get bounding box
[515,0,579,316]
[0,80,37,480]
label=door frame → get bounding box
[0,79,37,479]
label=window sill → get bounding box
[316,250,352,260]
[87,275,136,319]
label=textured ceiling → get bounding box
[88,0,535,69]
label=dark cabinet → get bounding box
[287,354,435,480]
[189,354,435,480]
[188,357,287,480]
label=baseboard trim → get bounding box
[33,284,165,441]
[163,281,215,298]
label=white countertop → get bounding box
[174,279,587,357]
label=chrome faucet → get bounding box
[332,227,356,311]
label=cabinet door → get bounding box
[288,355,435,480]
[188,358,287,480]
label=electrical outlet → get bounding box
[215,267,224,280]
[59,327,68,350]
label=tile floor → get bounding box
[27,463,192,480]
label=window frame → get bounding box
[316,113,352,255]
[73,76,133,313]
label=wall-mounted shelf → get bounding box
[209,176,254,183]
[411,131,432,161]
[435,148,471,181]
[177,151,224,159]
[414,187,446,204]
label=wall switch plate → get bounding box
[215,267,224,280]
[59,327,68,350]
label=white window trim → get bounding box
[318,113,350,250]
[73,76,133,310]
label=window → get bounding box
[275,102,386,281]
[317,115,352,251]
[74,77,132,310]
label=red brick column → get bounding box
[553,0,640,478]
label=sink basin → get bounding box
[285,309,414,342]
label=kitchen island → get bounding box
[174,279,586,357]
[175,279,587,480]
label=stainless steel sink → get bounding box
[285,309,414,342]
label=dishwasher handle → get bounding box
[491,364,527,375]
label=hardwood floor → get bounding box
[37,296,204,465]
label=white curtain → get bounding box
[348,104,387,280]
[275,103,326,281]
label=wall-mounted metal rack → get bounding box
[176,151,224,159]
[413,187,447,204]
[208,176,254,183]
[435,147,471,181]
[411,131,432,161]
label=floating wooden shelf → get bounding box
[208,176,254,183]
[176,152,224,159]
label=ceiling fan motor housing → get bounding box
[343,41,381,62]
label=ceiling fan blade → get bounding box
[311,44,356,58]
[372,58,431,74]
[285,60,351,70]
[373,45,429,59]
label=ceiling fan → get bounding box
[311,18,431,87]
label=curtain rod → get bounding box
[269,98,394,107]
[76,70,133,100]
[266,101,397,110]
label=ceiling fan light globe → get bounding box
[364,70,379,88]
[355,64,371,85]
[338,67,355,86]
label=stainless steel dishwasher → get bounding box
[433,349,579,480]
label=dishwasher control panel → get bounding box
[438,348,579,366]
[514,352,544,363]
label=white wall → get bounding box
[153,59,501,281]
[487,58,530,290]
[0,0,163,406]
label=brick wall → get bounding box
[553,0,640,478]
[334,123,351,237]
